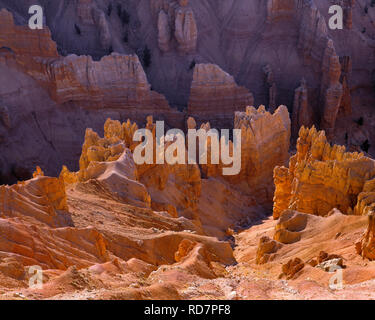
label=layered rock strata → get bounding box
[154,0,198,54]
[273,126,375,219]
[0,9,183,126]
[292,78,312,140]
[0,174,72,227]
[188,64,254,128]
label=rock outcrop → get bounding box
[38,53,172,111]
[357,214,375,261]
[263,64,277,112]
[61,119,152,208]
[157,10,171,52]
[189,105,290,207]
[292,78,312,140]
[339,56,352,116]
[280,258,304,280]
[62,117,202,228]
[273,209,308,244]
[296,2,349,139]
[0,219,110,269]
[339,0,355,30]
[155,0,198,54]
[256,236,283,265]
[233,105,290,204]
[0,9,184,128]
[0,105,10,129]
[320,40,343,139]
[0,9,58,58]
[355,178,375,260]
[0,175,72,227]
[273,126,375,219]
[77,0,112,49]
[188,63,254,127]
[267,0,297,23]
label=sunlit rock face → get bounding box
[273,126,375,219]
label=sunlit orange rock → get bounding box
[273,126,375,219]
[0,175,71,227]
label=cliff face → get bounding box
[0,9,58,58]
[273,126,375,219]
[266,0,297,23]
[0,0,373,137]
[188,63,254,128]
[292,78,313,140]
[233,105,291,204]
[0,9,185,184]
[44,53,171,111]
[0,0,375,185]
[0,9,178,118]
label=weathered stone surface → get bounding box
[233,105,290,204]
[274,210,308,244]
[357,214,375,261]
[188,63,254,127]
[174,2,197,53]
[0,218,109,269]
[0,105,10,129]
[263,64,277,112]
[175,239,197,262]
[158,10,171,52]
[280,257,304,280]
[154,0,197,53]
[267,0,297,23]
[292,78,312,139]
[355,177,375,261]
[192,105,290,208]
[43,53,169,109]
[0,9,58,58]
[256,236,283,265]
[320,40,343,139]
[273,126,375,219]
[0,175,72,227]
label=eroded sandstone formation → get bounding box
[187,105,290,207]
[263,64,277,112]
[154,0,198,54]
[292,78,312,140]
[296,1,352,138]
[357,214,375,261]
[0,9,183,126]
[45,54,170,110]
[280,258,304,280]
[273,126,375,219]
[0,9,58,58]
[256,236,283,265]
[320,40,344,139]
[0,174,71,227]
[1,0,375,300]
[234,105,290,204]
[267,0,297,23]
[62,117,203,229]
[188,63,254,128]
